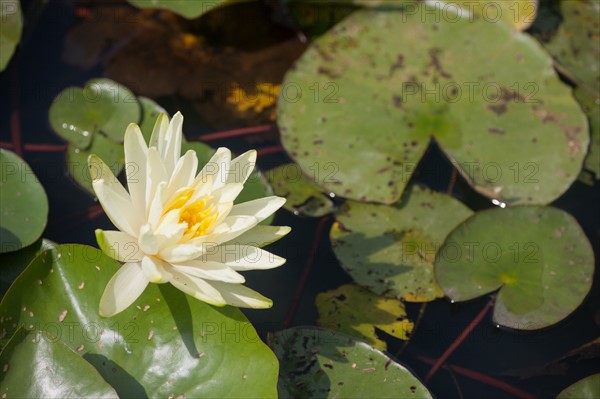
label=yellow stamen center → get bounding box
[164,187,219,238]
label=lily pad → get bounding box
[278,4,588,205]
[67,133,125,195]
[541,0,600,92]
[49,78,141,149]
[127,0,232,19]
[0,150,49,253]
[557,374,600,399]
[0,239,55,296]
[266,163,335,217]
[0,244,279,397]
[0,0,22,71]
[434,206,594,330]
[331,185,472,302]
[445,0,538,32]
[575,88,600,181]
[269,327,432,398]
[316,284,413,350]
[0,328,118,398]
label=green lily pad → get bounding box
[0,328,118,398]
[127,0,232,19]
[575,88,600,181]
[266,163,335,217]
[0,239,55,296]
[278,5,588,205]
[435,206,594,330]
[67,133,125,195]
[138,96,167,144]
[0,244,279,397]
[49,78,141,149]
[0,0,22,71]
[269,327,432,398]
[445,0,538,31]
[541,0,600,92]
[316,284,413,350]
[557,374,600,399]
[331,185,472,302]
[0,150,49,253]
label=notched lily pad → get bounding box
[49,78,141,149]
[269,327,432,399]
[278,4,588,205]
[316,284,414,350]
[0,244,279,397]
[0,328,118,398]
[266,163,335,217]
[0,150,49,253]
[435,206,594,330]
[331,185,472,302]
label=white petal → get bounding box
[206,281,272,309]
[206,215,259,245]
[145,148,168,216]
[141,256,172,283]
[154,209,186,250]
[229,196,286,223]
[227,150,257,185]
[172,259,245,283]
[229,225,291,248]
[169,269,227,306]
[194,147,231,190]
[165,150,198,200]
[160,242,207,264]
[210,182,244,204]
[95,229,143,262]
[147,182,167,228]
[89,154,140,236]
[162,112,183,176]
[138,224,158,255]
[149,113,169,151]
[99,262,149,317]
[201,244,286,271]
[124,124,148,220]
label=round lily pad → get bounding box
[557,374,600,399]
[0,328,118,398]
[127,0,230,19]
[0,244,279,397]
[316,284,413,350]
[269,327,432,399]
[266,163,335,217]
[0,0,22,71]
[278,5,588,205]
[575,88,600,181]
[49,78,141,149]
[331,185,473,302]
[435,206,594,330]
[67,133,125,195]
[0,150,48,253]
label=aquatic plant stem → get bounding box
[424,296,494,382]
[282,215,331,329]
[199,125,274,141]
[417,355,537,399]
[10,59,23,157]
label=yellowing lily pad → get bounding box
[278,4,588,205]
[316,284,413,350]
[435,206,594,330]
[0,0,22,71]
[0,328,118,398]
[266,163,335,217]
[49,78,141,149]
[269,327,432,399]
[0,244,279,397]
[0,150,48,253]
[331,185,472,302]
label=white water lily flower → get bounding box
[89,112,289,317]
